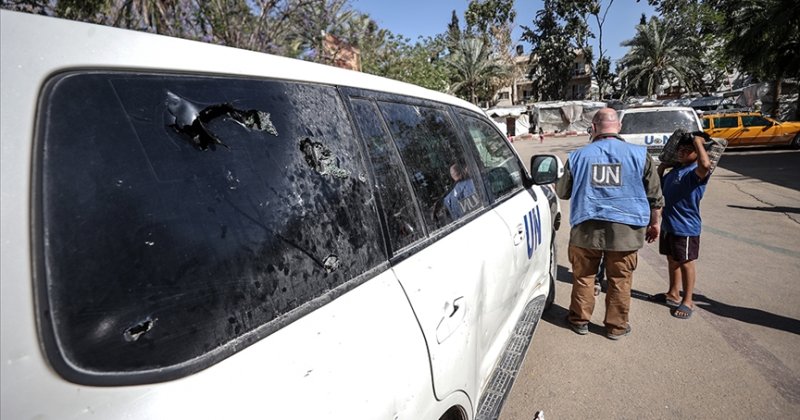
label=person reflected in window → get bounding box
[443,163,479,220]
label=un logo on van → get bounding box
[644,135,669,145]
[524,207,542,259]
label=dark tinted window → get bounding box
[349,98,424,251]
[702,118,710,129]
[459,113,525,201]
[38,72,383,382]
[714,116,739,128]
[741,115,770,127]
[378,102,483,231]
[620,110,700,134]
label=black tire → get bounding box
[791,133,800,149]
[544,238,556,311]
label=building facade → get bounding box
[492,48,594,107]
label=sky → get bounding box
[351,0,657,66]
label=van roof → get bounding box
[620,106,697,114]
[0,10,481,114]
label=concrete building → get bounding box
[491,47,594,107]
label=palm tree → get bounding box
[446,37,509,105]
[618,17,699,98]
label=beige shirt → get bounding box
[556,149,664,251]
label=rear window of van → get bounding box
[620,110,700,134]
[36,72,384,384]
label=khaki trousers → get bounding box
[567,245,638,335]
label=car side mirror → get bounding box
[530,154,564,185]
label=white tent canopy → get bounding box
[485,106,530,136]
[530,101,606,134]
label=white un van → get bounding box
[619,106,704,160]
[0,10,562,420]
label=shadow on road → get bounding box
[556,264,572,284]
[541,303,609,337]
[693,293,800,336]
[727,204,800,214]
[716,148,800,191]
[556,265,799,335]
[628,289,800,336]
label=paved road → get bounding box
[501,136,800,420]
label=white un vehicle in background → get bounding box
[1,10,562,420]
[619,106,704,161]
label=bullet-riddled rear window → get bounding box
[36,72,384,384]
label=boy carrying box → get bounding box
[652,131,714,319]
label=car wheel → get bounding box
[545,238,556,311]
[791,133,800,149]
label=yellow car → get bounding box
[702,111,800,148]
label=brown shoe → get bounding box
[606,324,631,340]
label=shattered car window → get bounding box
[37,72,383,380]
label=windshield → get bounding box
[620,110,700,134]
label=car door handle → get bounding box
[513,223,524,246]
[436,297,465,344]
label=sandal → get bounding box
[649,293,680,308]
[671,304,693,320]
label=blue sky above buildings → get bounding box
[352,0,656,65]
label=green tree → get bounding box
[714,0,800,116]
[446,37,509,104]
[647,0,729,95]
[361,31,451,92]
[595,56,615,99]
[649,0,800,116]
[287,0,355,64]
[520,0,600,101]
[521,4,574,100]
[618,17,699,98]
[464,0,515,35]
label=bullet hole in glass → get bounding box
[323,255,340,273]
[165,91,278,151]
[123,317,156,342]
[225,170,240,190]
[299,138,350,179]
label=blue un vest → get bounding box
[568,137,650,227]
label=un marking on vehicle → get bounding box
[524,207,542,259]
[644,135,669,145]
[591,163,622,186]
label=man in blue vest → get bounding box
[556,108,664,340]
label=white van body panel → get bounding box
[393,211,515,403]
[2,272,437,419]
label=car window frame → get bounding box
[339,87,491,263]
[741,115,770,127]
[343,95,427,256]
